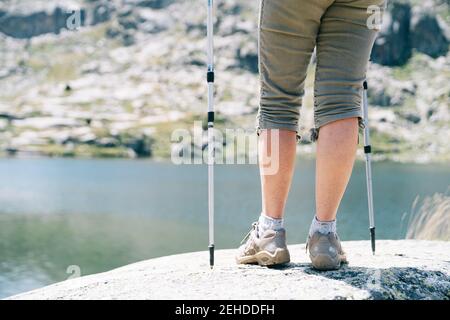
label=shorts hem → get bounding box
[314,111,363,130]
[256,120,299,134]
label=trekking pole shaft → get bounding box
[207,1,214,69]
[362,80,376,254]
[206,0,215,268]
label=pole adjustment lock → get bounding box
[208,111,215,123]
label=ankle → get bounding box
[258,213,284,236]
[309,215,336,236]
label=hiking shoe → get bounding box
[236,222,290,266]
[306,231,348,270]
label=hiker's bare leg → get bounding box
[315,118,359,222]
[259,129,297,219]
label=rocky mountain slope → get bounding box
[0,0,449,162]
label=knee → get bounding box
[313,83,363,131]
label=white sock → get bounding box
[309,216,336,236]
[258,213,284,236]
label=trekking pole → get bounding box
[206,0,215,268]
[362,80,376,255]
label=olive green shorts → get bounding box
[257,0,385,135]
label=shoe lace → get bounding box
[240,222,258,245]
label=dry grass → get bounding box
[405,190,450,241]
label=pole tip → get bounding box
[209,244,214,268]
[370,227,376,255]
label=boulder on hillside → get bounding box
[0,7,86,38]
[411,9,449,58]
[0,1,115,39]
[133,0,176,9]
[372,2,412,66]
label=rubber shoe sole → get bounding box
[236,248,290,266]
[310,253,347,271]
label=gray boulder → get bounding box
[236,41,259,73]
[91,1,114,25]
[121,135,153,157]
[372,2,412,66]
[371,1,449,66]
[118,9,139,30]
[404,112,421,124]
[0,1,115,39]
[132,0,176,9]
[6,240,450,300]
[0,7,85,39]
[411,9,448,58]
[218,0,246,15]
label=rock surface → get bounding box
[7,240,450,300]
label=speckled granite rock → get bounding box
[6,240,450,300]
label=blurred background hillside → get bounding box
[0,0,449,162]
[0,0,449,299]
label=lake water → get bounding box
[0,158,449,298]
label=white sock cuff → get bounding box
[259,213,284,231]
[309,215,337,236]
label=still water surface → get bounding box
[0,158,449,298]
